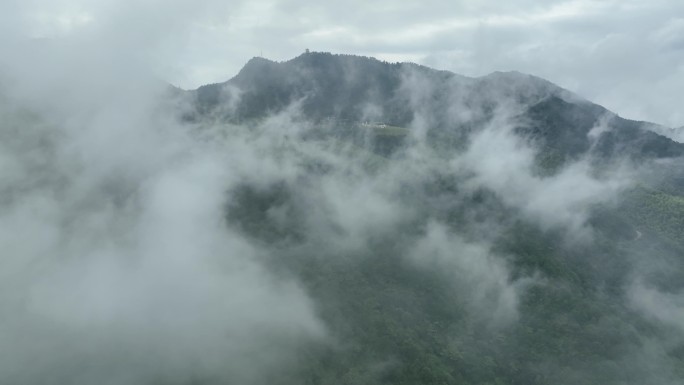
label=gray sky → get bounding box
[3,0,683,126]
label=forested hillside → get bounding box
[187,53,684,384]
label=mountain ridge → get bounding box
[187,52,684,164]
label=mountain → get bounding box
[178,53,684,384]
[3,51,684,385]
[189,52,684,163]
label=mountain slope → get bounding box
[183,53,684,384]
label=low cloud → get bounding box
[0,41,325,385]
[409,222,531,327]
[454,112,629,237]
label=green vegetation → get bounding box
[224,156,684,384]
[623,186,684,247]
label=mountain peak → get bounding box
[235,56,279,77]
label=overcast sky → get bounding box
[2,0,683,127]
